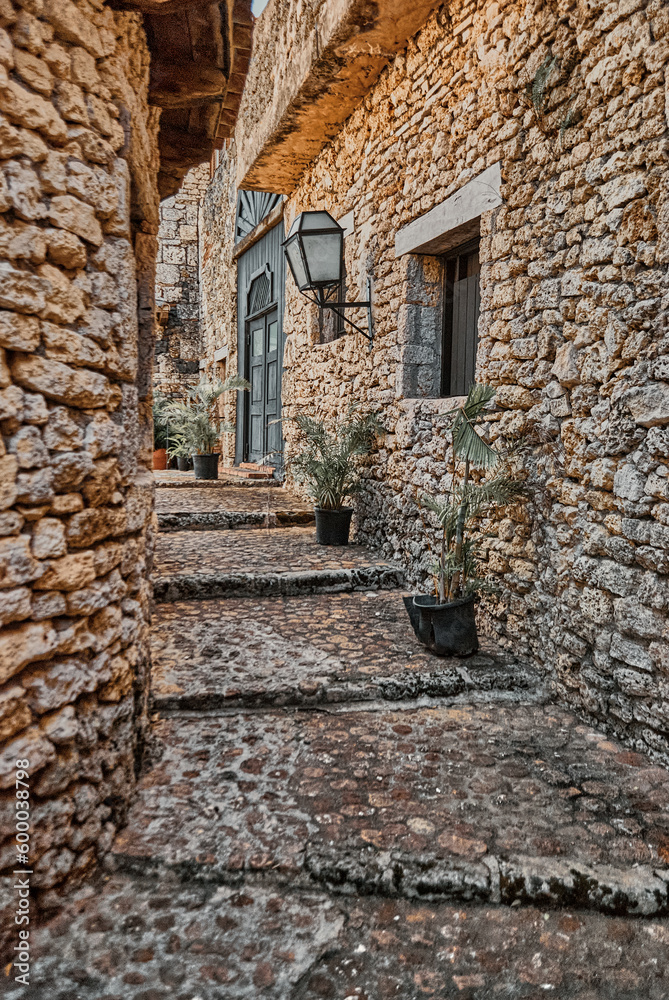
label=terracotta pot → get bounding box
[152,448,167,470]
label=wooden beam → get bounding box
[109,0,215,14]
[150,63,228,108]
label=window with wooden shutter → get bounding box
[441,239,480,397]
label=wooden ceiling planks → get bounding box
[114,0,253,197]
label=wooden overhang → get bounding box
[111,0,253,198]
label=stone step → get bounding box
[154,471,281,488]
[150,591,540,711]
[155,484,308,515]
[239,462,276,472]
[153,526,403,602]
[157,510,314,531]
[15,872,669,999]
[112,703,669,916]
[155,484,313,532]
[224,467,275,479]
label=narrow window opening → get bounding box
[441,238,480,397]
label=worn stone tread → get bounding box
[157,510,314,531]
[153,527,403,601]
[151,592,539,710]
[155,484,310,514]
[10,872,669,1000]
[154,471,281,488]
[112,704,669,916]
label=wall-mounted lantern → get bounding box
[283,210,373,343]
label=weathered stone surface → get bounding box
[197,0,669,767]
[0,261,49,314]
[0,584,31,625]
[151,591,537,711]
[65,506,127,547]
[47,193,103,245]
[154,165,208,399]
[114,704,669,914]
[0,531,42,587]
[625,383,669,427]
[0,0,159,939]
[11,353,111,408]
[0,453,18,510]
[154,526,403,601]
[0,619,56,683]
[34,550,96,591]
[0,724,55,788]
[0,309,39,351]
[8,872,669,1000]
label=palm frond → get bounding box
[451,384,497,469]
[290,409,382,508]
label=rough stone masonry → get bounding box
[154,162,209,400]
[200,0,669,765]
[0,0,160,937]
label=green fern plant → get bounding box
[166,376,250,456]
[421,384,527,604]
[290,409,383,510]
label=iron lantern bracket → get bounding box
[303,278,374,345]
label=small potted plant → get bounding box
[167,375,250,480]
[290,409,382,545]
[152,392,169,470]
[167,434,192,472]
[405,384,527,656]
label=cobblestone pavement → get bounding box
[114,705,669,913]
[24,479,669,997]
[155,470,282,488]
[153,527,404,601]
[155,485,311,515]
[11,873,669,999]
[151,592,537,710]
[155,528,396,577]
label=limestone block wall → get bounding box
[0,0,159,931]
[199,144,241,466]
[273,0,669,762]
[154,162,208,399]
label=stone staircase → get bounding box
[223,461,277,480]
[16,476,669,1000]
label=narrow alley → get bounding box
[12,475,669,999]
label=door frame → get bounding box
[235,221,285,468]
[243,302,280,463]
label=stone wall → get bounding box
[0,0,160,932]
[206,0,669,761]
[154,162,208,399]
[199,144,240,466]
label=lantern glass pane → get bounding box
[301,232,342,286]
[300,211,338,231]
[285,238,309,290]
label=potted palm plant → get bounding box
[405,384,527,656]
[167,435,192,472]
[290,409,382,545]
[167,376,250,480]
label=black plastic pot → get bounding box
[403,593,478,657]
[192,454,219,480]
[314,506,353,545]
[176,456,190,472]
